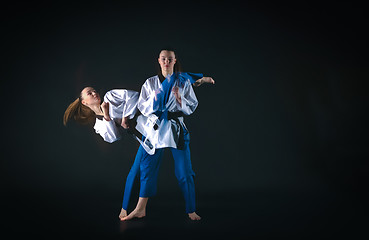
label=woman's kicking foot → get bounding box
[119,208,127,221]
[188,212,201,221]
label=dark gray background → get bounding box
[2,1,368,239]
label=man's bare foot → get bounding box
[122,208,146,221]
[119,208,127,221]
[188,212,201,221]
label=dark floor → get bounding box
[3,186,368,240]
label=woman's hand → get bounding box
[121,116,130,129]
[154,88,162,101]
[101,102,111,121]
[193,77,215,87]
[172,86,181,105]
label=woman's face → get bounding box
[80,87,101,106]
[158,50,176,73]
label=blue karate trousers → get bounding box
[122,129,196,213]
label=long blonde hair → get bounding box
[63,95,95,126]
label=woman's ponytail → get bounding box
[63,97,95,126]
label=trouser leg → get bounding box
[122,145,145,210]
[171,131,196,213]
[139,147,164,198]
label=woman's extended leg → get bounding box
[119,145,145,220]
[170,130,201,220]
[122,146,164,220]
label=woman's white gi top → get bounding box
[93,89,139,143]
[136,74,198,149]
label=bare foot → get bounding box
[119,208,127,221]
[188,212,201,221]
[122,208,146,221]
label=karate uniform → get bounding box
[122,72,202,213]
[89,88,157,213]
[93,89,139,143]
